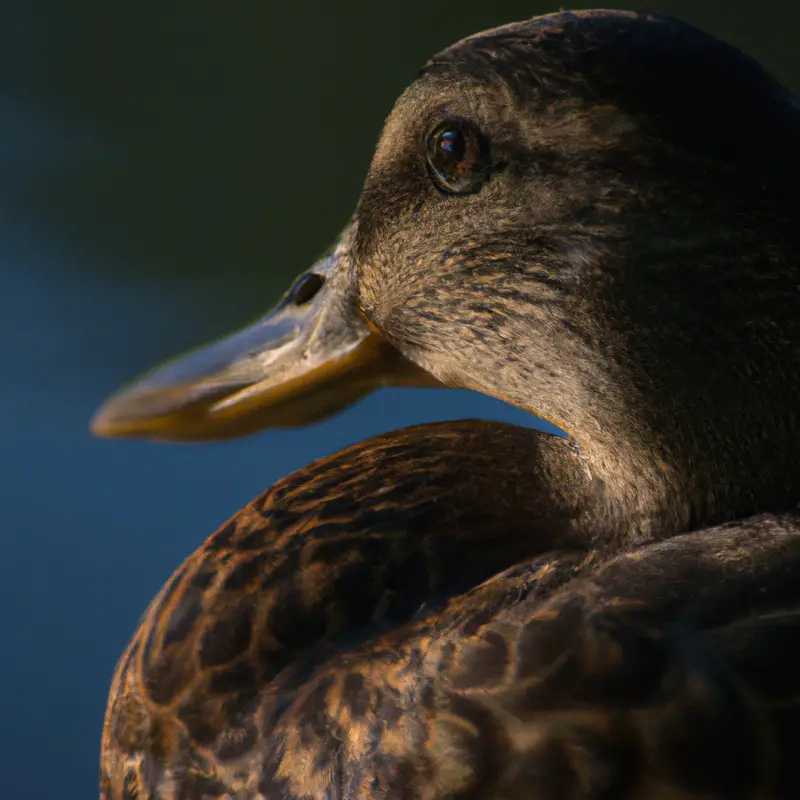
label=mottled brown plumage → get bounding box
[96,9,800,799]
[102,424,800,798]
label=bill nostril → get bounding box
[289,272,326,306]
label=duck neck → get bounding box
[514,214,800,538]
[520,420,681,553]
[544,404,696,548]
[403,293,800,548]
[482,366,697,547]
[397,341,692,546]
[513,251,800,541]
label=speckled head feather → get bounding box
[425,10,799,167]
[355,9,800,533]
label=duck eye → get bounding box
[425,119,489,195]
[288,272,325,306]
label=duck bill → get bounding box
[90,224,440,442]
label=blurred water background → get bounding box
[1,1,797,796]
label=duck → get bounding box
[91,9,800,799]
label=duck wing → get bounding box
[407,514,800,799]
[255,515,800,799]
[100,421,592,799]
[100,422,800,798]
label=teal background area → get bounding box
[1,2,797,796]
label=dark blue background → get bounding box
[2,2,797,796]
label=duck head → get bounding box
[92,10,800,530]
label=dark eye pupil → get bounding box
[435,129,466,177]
[439,130,463,156]
[425,120,488,195]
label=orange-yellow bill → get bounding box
[90,225,441,442]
